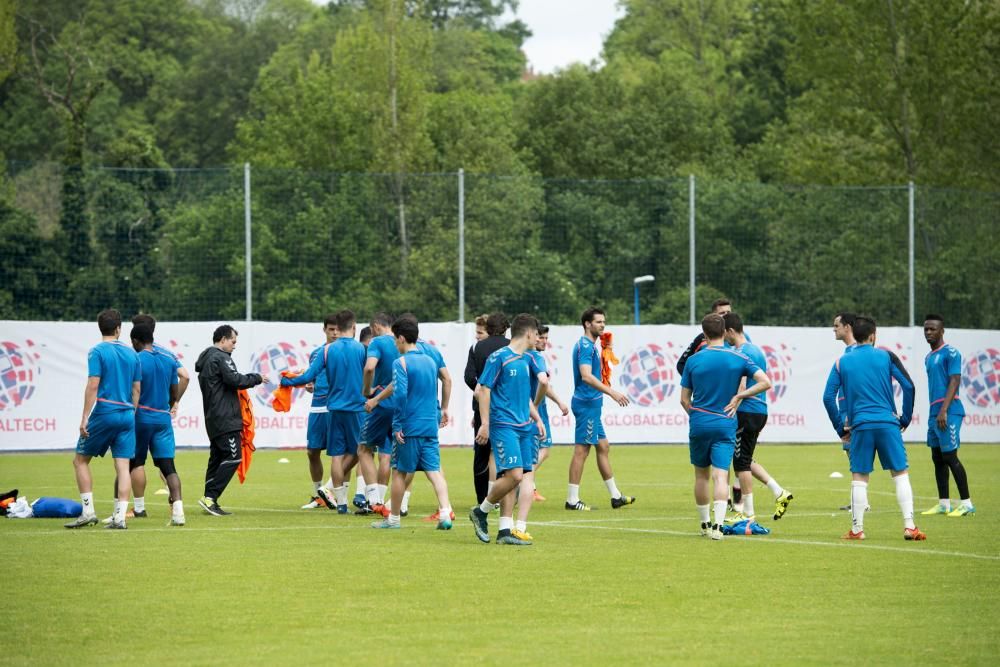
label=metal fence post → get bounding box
[458,168,465,323]
[908,181,915,327]
[689,174,696,325]
[244,162,252,322]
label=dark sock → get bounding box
[942,451,970,500]
[931,448,950,499]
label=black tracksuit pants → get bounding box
[204,431,241,501]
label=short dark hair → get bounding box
[702,313,725,339]
[711,298,731,312]
[130,322,154,345]
[485,312,509,337]
[98,309,122,336]
[475,314,488,328]
[510,313,539,339]
[213,324,238,343]
[853,315,877,342]
[835,312,856,327]
[132,313,156,331]
[722,312,744,333]
[537,324,550,335]
[391,317,419,344]
[323,313,338,328]
[359,326,373,344]
[924,313,944,324]
[581,307,605,327]
[371,312,393,328]
[335,309,356,332]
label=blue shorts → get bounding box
[492,424,534,473]
[688,424,736,469]
[849,425,908,474]
[361,407,394,454]
[134,420,175,463]
[572,398,605,445]
[76,410,135,459]
[392,435,441,473]
[927,414,962,453]
[307,412,330,451]
[327,410,362,457]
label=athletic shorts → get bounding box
[734,412,768,472]
[360,407,394,454]
[491,424,535,473]
[76,410,136,459]
[572,397,605,445]
[688,424,736,470]
[307,411,330,451]
[927,414,962,453]
[849,425,907,474]
[134,420,175,463]
[327,410,362,457]
[392,435,440,473]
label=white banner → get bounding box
[0,320,997,450]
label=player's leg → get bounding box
[373,437,409,529]
[942,416,973,515]
[107,415,136,528]
[130,460,147,517]
[595,438,634,508]
[708,428,736,539]
[566,444,590,509]
[923,440,951,514]
[845,429,875,538]
[875,427,922,539]
[66,452,99,528]
[689,429,713,535]
[470,426,522,543]
[419,438,452,529]
[472,411,490,503]
[201,431,240,515]
[154,457,184,525]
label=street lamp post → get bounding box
[633,275,655,325]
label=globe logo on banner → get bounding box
[619,344,676,407]
[963,348,1000,408]
[878,343,909,399]
[761,344,792,403]
[0,340,41,411]
[250,341,310,408]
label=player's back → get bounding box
[480,347,535,428]
[572,336,602,402]
[326,337,366,412]
[735,342,767,415]
[308,344,330,406]
[682,346,758,428]
[137,348,176,423]
[839,345,904,429]
[416,339,446,371]
[89,341,140,414]
[394,351,439,437]
[368,334,400,409]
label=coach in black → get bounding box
[464,312,510,503]
[194,325,264,516]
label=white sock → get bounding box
[356,475,366,496]
[440,505,451,518]
[326,478,334,491]
[113,500,128,522]
[743,493,755,518]
[172,500,184,516]
[388,513,400,526]
[766,478,783,498]
[515,520,527,533]
[401,491,411,512]
[377,484,388,504]
[133,497,145,513]
[313,480,323,493]
[712,500,727,526]
[962,498,973,509]
[365,484,379,505]
[80,492,95,516]
[567,483,580,504]
[479,499,493,514]
[940,498,952,511]
[604,477,622,499]
[333,485,348,507]
[498,516,514,532]
[894,473,915,529]
[697,504,710,523]
[851,481,868,532]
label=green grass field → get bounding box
[2,444,998,666]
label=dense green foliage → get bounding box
[1,0,997,325]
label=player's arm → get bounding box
[362,356,378,397]
[888,351,915,429]
[724,369,770,416]
[529,399,546,440]
[679,386,692,414]
[365,382,395,413]
[132,381,141,411]
[391,361,407,442]
[530,354,549,407]
[579,363,628,406]
[281,348,324,387]
[79,376,100,437]
[938,373,961,428]
[474,385,491,444]
[822,362,847,439]
[438,367,452,427]
[169,381,181,410]
[219,357,263,389]
[463,344,479,391]
[544,383,570,416]
[175,366,190,403]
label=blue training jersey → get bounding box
[572,336,602,403]
[152,342,183,372]
[734,342,767,415]
[284,338,366,412]
[367,334,400,410]
[822,344,856,436]
[416,339,446,371]
[837,344,915,431]
[680,346,761,429]
[88,340,141,415]
[136,348,178,425]
[392,350,440,437]
[307,344,331,408]
[479,347,544,428]
[926,343,964,417]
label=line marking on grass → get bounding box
[533,520,1000,561]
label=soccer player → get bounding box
[352,325,374,508]
[565,307,634,511]
[464,312,510,504]
[824,316,924,541]
[129,323,185,525]
[282,310,366,513]
[675,298,734,374]
[921,314,975,516]
[469,314,547,545]
[680,313,771,540]
[194,325,264,516]
[371,317,453,530]
[65,309,141,530]
[526,324,569,502]
[822,312,864,512]
[301,315,338,510]
[358,312,400,516]
[721,313,793,522]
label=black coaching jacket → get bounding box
[194,346,263,438]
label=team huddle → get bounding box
[63,302,975,544]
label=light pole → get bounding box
[633,275,655,325]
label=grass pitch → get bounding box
[2,444,998,666]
